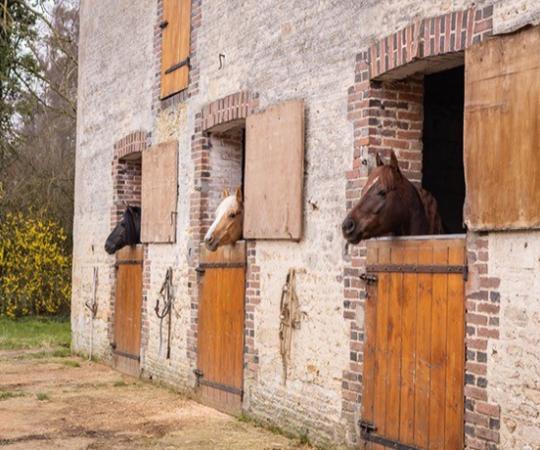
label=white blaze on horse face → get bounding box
[362,176,380,196]
[204,195,237,243]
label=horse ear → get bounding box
[235,187,243,205]
[389,150,400,171]
[375,153,384,166]
[222,188,230,198]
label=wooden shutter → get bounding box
[464,26,540,230]
[141,141,178,243]
[160,0,191,99]
[244,100,305,240]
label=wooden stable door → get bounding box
[113,245,143,376]
[197,242,245,414]
[361,237,466,450]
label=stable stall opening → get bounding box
[203,124,245,236]
[422,66,465,234]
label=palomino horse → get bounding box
[342,150,443,244]
[204,187,243,251]
[105,206,141,254]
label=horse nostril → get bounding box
[342,218,356,235]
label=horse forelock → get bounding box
[363,166,400,195]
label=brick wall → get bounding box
[465,233,501,449]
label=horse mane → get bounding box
[124,206,141,243]
[415,187,444,234]
[381,166,444,235]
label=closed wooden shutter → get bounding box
[244,100,305,240]
[160,0,191,99]
[464,26,540,230]
[141,141,178,243]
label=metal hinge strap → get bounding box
[113,349,141,362]
[198,262,245,269]
[193,369,242,396]
[165,57,190,74]
[359,420,422,450]
[115,260,143,267]
[366,264,467,276]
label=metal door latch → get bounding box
[360,273,378,284]
[359,420,377,433]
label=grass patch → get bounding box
[62,360,80,368]
[0,317,70,351]
[36,392,49,401]
[0,390,24,401]
[113,380,127,387]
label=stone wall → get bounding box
[488,232,540,450]
[72,0,155,358]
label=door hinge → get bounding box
[359,420,421,450]
[360,273,378,284]
[195,267,205,275]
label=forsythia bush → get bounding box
[0,212,71,318]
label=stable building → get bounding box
[72,1,540,448]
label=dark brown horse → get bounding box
[342,150,443,244]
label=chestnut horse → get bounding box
[204,187,244,251]
[342,150,443,244]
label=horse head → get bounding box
[104,206,141,254]
[342,150,429,243]
[204,187,243,252]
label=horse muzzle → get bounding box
[342,217,363,244]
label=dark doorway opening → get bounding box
[422,66,466,234]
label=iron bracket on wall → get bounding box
[165,57,190,74]
[359,420,422,450]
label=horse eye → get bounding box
[229,212,236,218]
[378,190,386,197]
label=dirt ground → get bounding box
[0,350,309,450]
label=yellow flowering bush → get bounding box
[0,212,71,318]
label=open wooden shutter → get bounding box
[160,0,191,99]
[464,26,540,230]
[244,100,304,240]
[141,141,178,243]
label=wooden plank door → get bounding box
[113,245,143,377]
[361,236,466,450]
[197,242,245,414]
